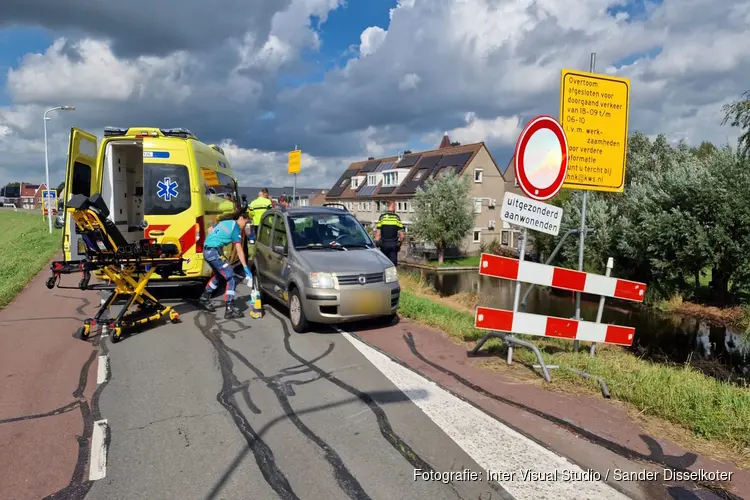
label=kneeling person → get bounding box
[199,210,253,319]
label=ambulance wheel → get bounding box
[76,325,90,340]
[111,328,123,343]
[288,288,309,334]
[169,310,180,323]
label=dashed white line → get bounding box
[96,355,109,385]
[89,419,109,481]
[337,328,630,500]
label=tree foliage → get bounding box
[411,173,476,264]
[722,90,750,159]
[530,132,750,305]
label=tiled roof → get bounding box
[326,142,485,200]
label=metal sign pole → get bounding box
[573,52,596,353]
[508,227,528,365]
[292,145,298,207]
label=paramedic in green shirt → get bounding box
[249,188,273,241]
[198,210,252,319]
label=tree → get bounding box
[411,173,476,264]
[722,90,750,159]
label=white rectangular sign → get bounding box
[501,191,563,236]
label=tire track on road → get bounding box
[44,300,112,500]
[196,312,374,500]
[267,308,482,500]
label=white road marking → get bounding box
[89,419,109,481]
[96,355,109,385]
[337,329,631,500]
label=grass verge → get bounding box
[655,294,750,333]
[426,255,481,268]
[397,272,750,468]
[0,211,61,309]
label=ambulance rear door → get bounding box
[62,128,99,261]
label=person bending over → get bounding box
[198,210,252,319]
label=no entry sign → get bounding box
[514,115,569,201]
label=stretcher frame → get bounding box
[46,195,185,342]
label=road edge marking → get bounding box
[336,327,629,500]
[89,419,109,481]
[96,355,109,385]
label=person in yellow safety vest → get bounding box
[375,200,405,266]
[249,188,273,242]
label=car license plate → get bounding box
[356,291,384,314]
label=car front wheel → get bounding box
[288,287,309,333]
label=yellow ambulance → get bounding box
[61,126,245,285]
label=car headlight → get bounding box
[384,266,398,283]
[310,272,338,289]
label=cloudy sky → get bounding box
[0,0,748,190]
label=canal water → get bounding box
[415,269,750,385]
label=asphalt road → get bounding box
[85,296,507,500]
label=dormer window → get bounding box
[367,174,377,185]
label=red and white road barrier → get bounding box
[474,306,635,346]
[479,253,647,302]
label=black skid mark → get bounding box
[265,309,476,496]
[45,316,112,500]
[197,313,374,500]
[195,312,299,500]
[399,332,743,500]
[0,400,81,425]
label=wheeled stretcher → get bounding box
[46,193,185,342]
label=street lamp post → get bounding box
[44,106,75,233]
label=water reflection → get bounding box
[419,270,750,385]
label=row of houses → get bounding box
[0,183,49,209]
[321,133,522,255]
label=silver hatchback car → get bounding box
[252,206,400,333]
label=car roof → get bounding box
[281,206,351,216]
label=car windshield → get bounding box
[289,213,373,249]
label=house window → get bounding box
[346,202,354,211]
[473,198,482,214]
[383,172,398,186]
[409,203,415,213]
[473,230,481,243]
[351,177,360,189]
[413,169,427,181]
[368,174,377,185]
[474,169,483,183]
[501,230,510,245]
[339,178,350,188]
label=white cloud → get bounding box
[359,26,387,57]
[398,73,420,91]
[220,139,358,187]
[1,0,749,190]
[423,112,522,148]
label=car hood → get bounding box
[295,248,393,274]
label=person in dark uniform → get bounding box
[375,201,404,266]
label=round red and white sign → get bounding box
[513,115,569,201]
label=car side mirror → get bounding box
[273,244,287,255]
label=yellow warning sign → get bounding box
[288,149,301,175]
[559,69,630,193]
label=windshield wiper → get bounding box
[340,243,371,249]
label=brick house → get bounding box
[324,133,522,256]
[20,183,40,210]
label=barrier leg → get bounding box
[570,369,610,398]
[504,335,552,383]
[469,331,552,383]
[469,332,502,356]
